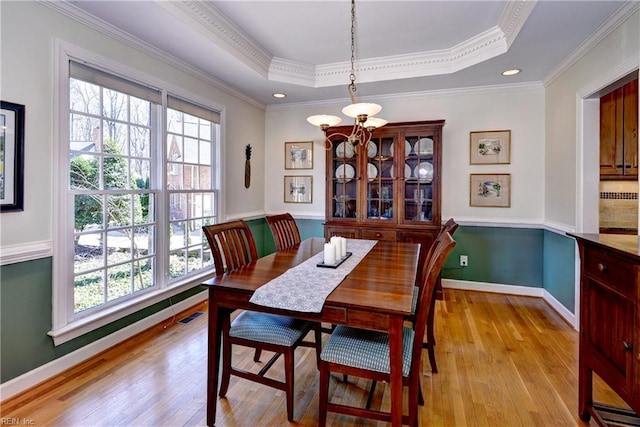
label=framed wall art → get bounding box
[470,173,511,207]
[285,141,313,169]
[470,130,511,164]
[1,101,25,212]
[284,175,312,203]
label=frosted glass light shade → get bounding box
[307,114,342,128]
[342,102,382,119]
[363,117,388,129]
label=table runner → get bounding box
[249,239,378,313]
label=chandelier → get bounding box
[306,0,387,150]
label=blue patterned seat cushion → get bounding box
[411,286,419,315]
[229,311,311,346]
[320,325,415,377]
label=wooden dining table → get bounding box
[202,237,420,426]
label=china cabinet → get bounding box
[568,233,640,426]
[600,78,638,179]
[324,120,444,270]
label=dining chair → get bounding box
[318,231,456,426]
[202,220,321,422]
[265,213,301,250]
[416,217,459,373]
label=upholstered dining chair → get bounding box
[266,213,301,250]
[416,217,459,373]
[318,231,456,426]
[202,220,321,422]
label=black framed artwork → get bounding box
[1,101,25,212]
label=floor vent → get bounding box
[178,311,205,324]
[593,403,640,426]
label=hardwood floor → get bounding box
[1,289,630,426]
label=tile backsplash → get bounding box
[599,180,639,230]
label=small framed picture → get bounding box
[285,141,313,169]
[470,130,511,164]
[284,175,312,203]
[1,101,25,212]
[470,173,511,207]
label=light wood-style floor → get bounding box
[1,289,629,426]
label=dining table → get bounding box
[202,237,420,426]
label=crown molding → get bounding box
[500,0,537,49]
[44,0,539,96]
[269,20,525,88]
[41,0,265,109]
[269,57,317,87]
[160,1,272,78]
[270,25,509,88]
[103,0,532,89]
[543,2,640,88]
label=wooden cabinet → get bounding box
[324,120,444,272]
[600,78,638,179]
[569,233,640,425]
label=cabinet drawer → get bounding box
[361,229,397,241]
[326,226,358,239]
[584,248,635,298]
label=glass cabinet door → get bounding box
[331,140,358,219]
[403,132,436,223]
[365,136,395,221]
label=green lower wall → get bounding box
[0,218,575,385]
[442,226,544,286]
[0,258,206,383]
[1,257,55,383]
[542,229,576,311]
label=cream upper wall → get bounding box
[545,9,639,230]
[265,86,545,224]
[0,1,265,247]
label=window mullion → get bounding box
[155,95,169,289]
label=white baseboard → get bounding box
[542,289,577,330]
[442,279,576,328]
[0,292,208,402]
[442,278,544,297]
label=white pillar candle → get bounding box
[324,242,336,265]
[341,237,347,257]
[330,236,341,259]
[332,241,341,259]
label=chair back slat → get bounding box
[266,213,301,250]
[202,220,258,275]
[410,232,456,375]
[417,218,458,287]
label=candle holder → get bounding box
[317,252,352,269]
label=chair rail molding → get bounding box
[0,241,53,266]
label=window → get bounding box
[52,50,221,344]
[166,97,218,279]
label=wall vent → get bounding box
[178,311,205,324]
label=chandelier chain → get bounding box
[349,0,356,94]
[306,0,386,151]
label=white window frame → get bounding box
[51,41,225,345]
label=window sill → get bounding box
[48,271,214,346]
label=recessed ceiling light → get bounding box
[501,69,521,76]
[272,93,286,99]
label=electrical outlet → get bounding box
[460,255,468,267]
